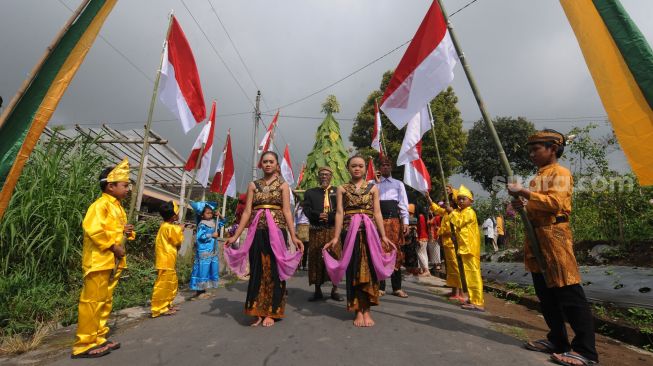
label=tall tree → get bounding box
[298,95,350,189]
[351,71,467,198]
[461,117,536,193]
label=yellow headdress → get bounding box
[172,201,180,215]
[104,158,130,183]
[457,184,474,201]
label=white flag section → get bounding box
[281,144,295,186]
[158,17,206,134]
[371,100,382,152]
[380,1,457,129]
[403,143,431,193]
[184,101,215,187]
[397,106,431,166]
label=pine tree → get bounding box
[298,95,350,189]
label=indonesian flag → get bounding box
[366,157,377,181]
[397,105,431,166]
[258,110,280,153]
[158,16,206,134]
[184,100,215,187]
[403,141,431,193]
[280,144,295,186]
[371,100,383,155]
[296,163,306,187]
[380,1,457,129]
[210,130,236,197]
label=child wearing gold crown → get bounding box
[71,158,135,358]
[151,201,184,318]
[446,185,484,312]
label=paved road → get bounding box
[50,273,549,365]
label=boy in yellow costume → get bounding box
[427,186,464,302]
[509,130,597,366]
[72,158,135,358]
[151,201,184,317]
[447,185,484,312]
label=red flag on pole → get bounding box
[184,100,215,187]
[158,16,206,134]
[210,130,236,197]
[366,157,377,181]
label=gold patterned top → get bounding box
[342,182,374,230]
[250,176,287,230]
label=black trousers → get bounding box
[380,269,402,292]
[301,245,308,269]
[531,273,598,362]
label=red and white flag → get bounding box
[184,100,215,187]
[280,144,295,186]
[403,141,431,193]
[158,16,206,134]
[397,105,431,166]
[371,100,383,155]
[366,157,377,181]
[210,130,236,198]
[258,110,280,153]
[296,163,306,187]
[380,1,457,129]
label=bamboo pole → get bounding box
[435,0,548,282]
[127,12,175,222]
[427,104,468,293]
[179,142,207,223]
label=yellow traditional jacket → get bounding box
[525,163,580,287]
[155,222,184,270]
[81,193,135,277]
[449,206,481,257]
[430,203,455,246]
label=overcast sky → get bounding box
[2,0,652,194]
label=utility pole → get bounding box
[252,90,261,181]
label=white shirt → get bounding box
[295,205,309,225]
[482,218,495,239]
[371,176,409,225]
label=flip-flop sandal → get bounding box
[101,340,121,351]
[551,352,599,366]
[71,344,111,359]
[461,304,486,312]
[160,309,177,316]
[525,339,556,354]
[393,291,408,298]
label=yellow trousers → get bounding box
[72,268,121,355]
[151,269,178,318]
[461,254,484,306]
[442,237,462,288]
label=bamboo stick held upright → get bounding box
[434,0,548,282]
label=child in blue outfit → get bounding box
[189,202,221,299]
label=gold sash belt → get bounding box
[253,204,282,210]
[345,209,374,216]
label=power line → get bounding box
[449,0,480,17]
[179,0,255,108]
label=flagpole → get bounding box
[128,12,175,222]
[179,142,206,223]
[220,193,227,237]
[435,0,548,282]
[252,91,261,181]
[375,97,388,156]
[427,103,468,293]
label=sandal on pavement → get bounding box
[551,352,598,366]
[392,290,408,298]
[101,340,121,351]
[461,303,486,312]
[525,339,556,354]
[330,290,344,302]
[71,344,111,359]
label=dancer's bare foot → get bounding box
[353,311,365,327]
[262,317,275,327]
[362,311,375,327]
[250,317,262,327]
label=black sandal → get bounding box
[525,339,556,354]
[101,340,121,351]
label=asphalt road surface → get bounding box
[50,273,549,365]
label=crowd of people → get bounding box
[70,129,598,366]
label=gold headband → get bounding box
[527,131,564,146]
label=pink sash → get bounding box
[224,209,302,281]
[322,213,396,284]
